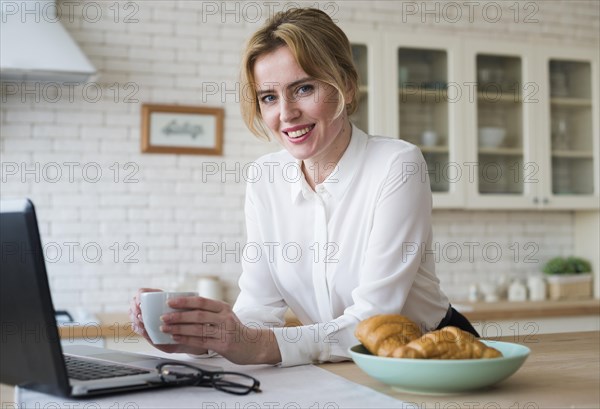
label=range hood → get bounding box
[0,0,96,82]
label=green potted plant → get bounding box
[543,256,593,300]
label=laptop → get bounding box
[0,198,220,397]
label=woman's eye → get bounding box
[260,94,276,104]
[297,84,314,94]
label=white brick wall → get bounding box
[1,1,598,312]
[431,210,575,298]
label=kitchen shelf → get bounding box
[420,145,449,154]
[399,88,448,101]
[551,97,592,107]
[478,147,523,156]
[477,90,522,103]
[552,150,594,159]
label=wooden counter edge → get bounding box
[460,299,600,321]
[58,313,138,340]
[58,312,302,339]
[57,300,600,339]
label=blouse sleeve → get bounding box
[233,180,288,330]
[271,146,435,366]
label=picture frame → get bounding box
[141,104,224,155]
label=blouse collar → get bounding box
[290,124,368,203]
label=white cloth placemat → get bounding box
[15,355,404,408]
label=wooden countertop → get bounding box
[57,312,302,339]
[56,315,600,407]
[58,313,138,340]
[58,300,600,339]
[321,331,600,408]
[456,299,600,320]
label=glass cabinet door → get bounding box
[384,33,464,208]
[464,39,537,209]
[344,30,597,210]
[397,47,450,194]
[350,43,369,133]
[548,59,594,196]
[344,26,384,137]
[476,54,524,195]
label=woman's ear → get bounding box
[344,80,355,106]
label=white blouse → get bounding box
[233,125,449,367]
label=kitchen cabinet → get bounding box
[346,29,599,210]
[344,27,385,136]
[465,40,599,209]
[536,45,600,209]
[463,39,538,209]
[349,43,370,134]
[383,33,466,208]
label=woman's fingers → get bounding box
[162,323,222,339]
[129,299,143,333]
[131,294,249,359]
[171,334,219,351]
[128,288,211,356]
[128,298,137,321]
[167,296,224,312]
[161,308,220,325]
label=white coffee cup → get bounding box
[140,291,197,344]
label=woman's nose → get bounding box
[279,98,300,122]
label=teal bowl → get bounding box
[348,340,530,394]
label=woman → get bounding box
[129,8,477,367]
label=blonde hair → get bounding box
[240,8,359,140]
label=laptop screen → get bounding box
[0,198,71,396]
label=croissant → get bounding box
[391,326,503,359]
[355,314,423,357]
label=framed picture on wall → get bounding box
[141,104,224,155]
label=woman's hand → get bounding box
[128,288,208,356]
[160,296,282,365]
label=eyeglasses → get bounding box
[156,362,261,395]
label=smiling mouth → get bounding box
[285,125,315,139]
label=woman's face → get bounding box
[253,46,351,165]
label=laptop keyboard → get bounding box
[65,355,152,381]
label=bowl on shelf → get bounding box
[478,127,506,148]
[349,341,530,394]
